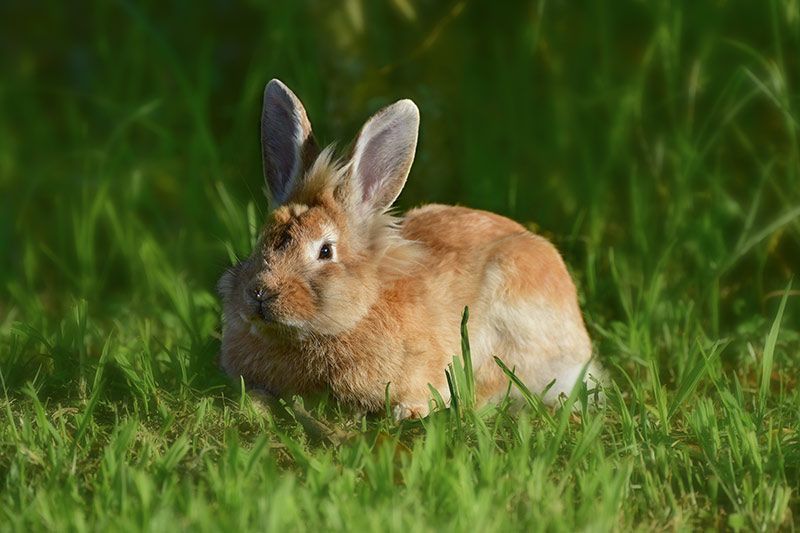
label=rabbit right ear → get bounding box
[261,79,318,206]
[348,99,419,213]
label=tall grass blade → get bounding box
[667,341,725,421]
[759,280,791,418]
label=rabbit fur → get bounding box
[218,79,599,419]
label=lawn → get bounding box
[1,1,799,530]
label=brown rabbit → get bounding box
[218,79,599,419]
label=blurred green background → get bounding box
[1,0,799,365]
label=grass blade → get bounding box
[759,280,791,417]
[667,340,725,421]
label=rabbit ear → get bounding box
[349,99,419,212]
[261,79,318,206]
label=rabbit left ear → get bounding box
[261,79,319,206]
[349,99,419,212]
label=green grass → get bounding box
[1,0,800,530]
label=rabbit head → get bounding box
[218,79,422,337]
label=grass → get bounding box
[1,0,799,530]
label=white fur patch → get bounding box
[306,224,338,263]
[469,262,593,404]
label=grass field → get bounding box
[2,1,800,530]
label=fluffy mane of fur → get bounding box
[287,145,426,281]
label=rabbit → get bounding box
[218,79,600,419]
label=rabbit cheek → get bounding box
[277,276,317,323]
[307,267,348,333]
[309,265,371,334]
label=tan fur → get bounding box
[218,84,598,418]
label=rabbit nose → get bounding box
[250,286,277,303]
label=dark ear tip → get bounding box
[264,79,295,104]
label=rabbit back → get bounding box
[400,204,594,406]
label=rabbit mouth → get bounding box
[242,309,295,336]
[248,303,304,333]
[255,301,283,325]
[237,301,279,325]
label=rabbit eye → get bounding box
[318,243,333,260]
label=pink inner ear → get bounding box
[261,80,316,206]
[359,126,397,204]
[263,101,302,202]
[352,100,419,211]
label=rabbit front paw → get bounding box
[392,402,430,421]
